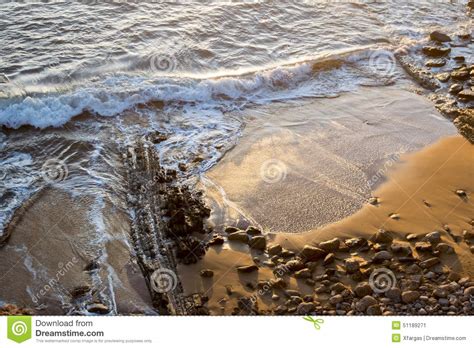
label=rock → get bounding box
[87,303,110,314]
[429,31,451,42]
[366,304,382,315]
[424,231,441,244]
[451,69,470,81]
[200,269,214,278]
[463,230,474,240]
[372,229,393,244]
[246,226,262,236]
[330,282,347,293]
[464,286,474,296]
[401,290,420,304]
[435,243,454,254]
[285,259,305,272]
[373,250,393,263]
[225,226,240,233]
[422,46,451,57]
[249,235,266,250]
[300,245,327,261]
[458,90,474,101]
[323,253,335,265]
[385,287,401,301]
[208,235,225,246]
[344,258,360,274]
[454,56,465,63]
[267,244,283,256]
[271,294,280,301]
[329,294,344,305]
[280,249,295,258]
[426,58,446,67]
[345,237,368,249]
[296,302,316,315]
[449,83,464,94]
[354,282,373,298]
[294,268,312,279]
[368,197,379,205]
[355,295,378,312]
[319,238,340,252]
[436,73,451,82]
[419,257,440,269]
[228,231,249,243]
[415,241,432,252]
[237,265,258,273]
[390,243,412,256]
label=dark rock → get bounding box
[208,235,225,246]
[435,243,454,254]
[373,250,393,263]
[200,269,214,278]
[237,265,258,273]
[419,257,440,269]
[249,235,266,250]
[458,90,474,101]
[449,83,464,94]
[451,69,470,81]
[345,237,368,249]
[372,229,393,244]
[344,258,360,274]
[294,268,312,279]
[366,304,382,315]
[285,259,305,272]
[429,31,451,42]
[424,231,441,245]
[355,295,378,312]
[401,290,420,303]
[354,282,373,298]
[415,241,432,252]
[246,226,262,236]
[296,302,316,315]
[87,303,110,314]
[224,226,240,234]
[271,278,287,289]
[422,46,451,57]
[267,244,283,256]
[323,253,335,265]
[228,231,249,243]
[385,287,401,301]
[300,245,327,261]
[329,294,344,305]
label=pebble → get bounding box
[355,295,378,312]
[300,245,327,261]
[267,244,283,256]
[419,257,440,269]
[373,250,393,263]
[449,83,464,94]
[200,269,214,278]
[424,231,441,244]
[372,229,393,244]
[401,290,420,304]
[319,238,340,252]
[354,282,373,298]
[323,253,335,265]
[344,258,360,274]
[329,294,344,305]
[294,268,312,279]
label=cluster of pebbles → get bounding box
[199,223,474,315]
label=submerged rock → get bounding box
[429,31,451,42]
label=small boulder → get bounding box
[249,235,266,250]
[401,290,420,304]
[300,245,327,261]
[429,30,451,42]
[267,244,283,256]
[228,231,249,243]
[355,295,378,312]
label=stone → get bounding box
[368,197,379,205]
[454,56,465,63]
[329,294,344,305]
[451,69,470,81]
[385,287,401,301]
[224,226,240,233]
[458,90,474,101]
[372,229,393,244]
[246,226,262,236]
[406,233,418,241]
[429,31,451,42]
[323,253,335,265]
[345,237,368,249]
[271,294,280,301]
[419,257,440,269]
[436,243,454,254]
[345,258,360,274]
[249,235,266,250]
[463,230,474,240]
[296,302,316,315]
[373,250,393,263]
[415,242,432,252]
[294,268,312,279]
[422,46,451,57]
[237,265,258,273]
[200,269,214,278]
[366,304,382,315]
[424,231,441,244]
[300,245,327,261]
[319,238,340,252]
[267,244,283,256]
[87,303,110,314]
[425,59,446,67]
[390,243,412,256]
[285,259,305,272]
[355,295,378,312]
[464,286,474,296]
[354,282,373,298]
[208,235,225,246]
[271,278,287,289]
[228,231,249,243]
[401,290,420,303]
[449,83,464,94]
[436,73,450,82]
[330,282,347,293]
